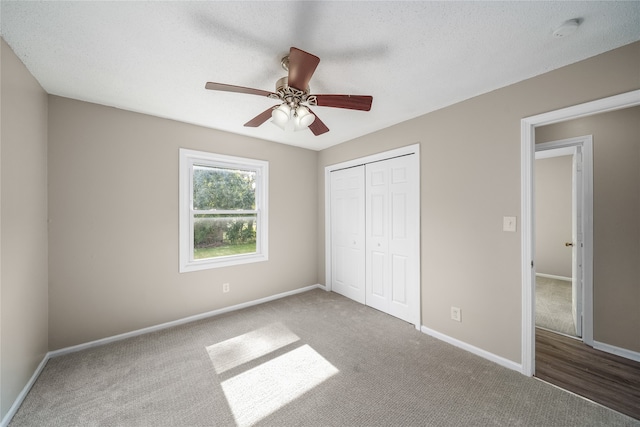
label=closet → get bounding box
[329,152,420,326]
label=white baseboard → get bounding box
[4,284,323,426]
[1,354,49,427]
[49,284,323,358]
[593,340,640,363]
[535,273,571,282]
[421,326,523,373]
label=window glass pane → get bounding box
[193,165,256,211]
[193,214,257,260]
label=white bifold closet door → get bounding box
[365,155,419,323]
[330,165,366,304]
[331,154,419,325]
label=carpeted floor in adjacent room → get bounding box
[535,275,576,336]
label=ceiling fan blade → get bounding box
[244,105,278,127]
[307,109,329,136]
[313,94,373,111]
[205,82,275,97]
[287,47,320,91]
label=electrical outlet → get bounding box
[451,306,461,322]
[222,283,230,293]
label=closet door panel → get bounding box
[387,156,419,322]
[366,161,390,312]
[331,166,366,304]
[366,155,419,323]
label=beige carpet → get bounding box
[535,276,576,336]
[10,289,638,426]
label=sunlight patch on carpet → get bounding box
[220,344,339,426]
[206,323,300,374]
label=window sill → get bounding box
[180,253,268,273]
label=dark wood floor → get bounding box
[535,328,640,420]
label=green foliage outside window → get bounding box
[193,166,255,211]
[192,166,257,258]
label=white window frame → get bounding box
[179,148,268,272]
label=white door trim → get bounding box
[535,136,593,342]
[520,89,640,376]
[325,143,421,328]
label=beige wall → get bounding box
[0,39,49,419]
[48,97,318,350]
[318,41,640,363]
[536,106,640,352]
[535,156,572,277]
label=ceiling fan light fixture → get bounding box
[271,104,291,129]
[294,106,315,131]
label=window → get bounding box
[180,149,268,272]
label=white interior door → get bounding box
[330,166,365,304]
[536,138,591,341]
[572,147,583,337]
[365,155,419,325]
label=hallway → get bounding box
[535,328,640,420]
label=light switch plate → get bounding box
[503,216,517,232]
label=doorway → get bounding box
[325,144,421,329]
[524,96,640,418]
[520,89,640,376]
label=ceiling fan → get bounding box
[205,47,373,136]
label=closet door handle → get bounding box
[565,242,574,247]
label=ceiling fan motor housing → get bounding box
[272,76,316,111]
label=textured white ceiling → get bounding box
[1,1,639,150]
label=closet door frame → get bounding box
[324,144,421,329]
